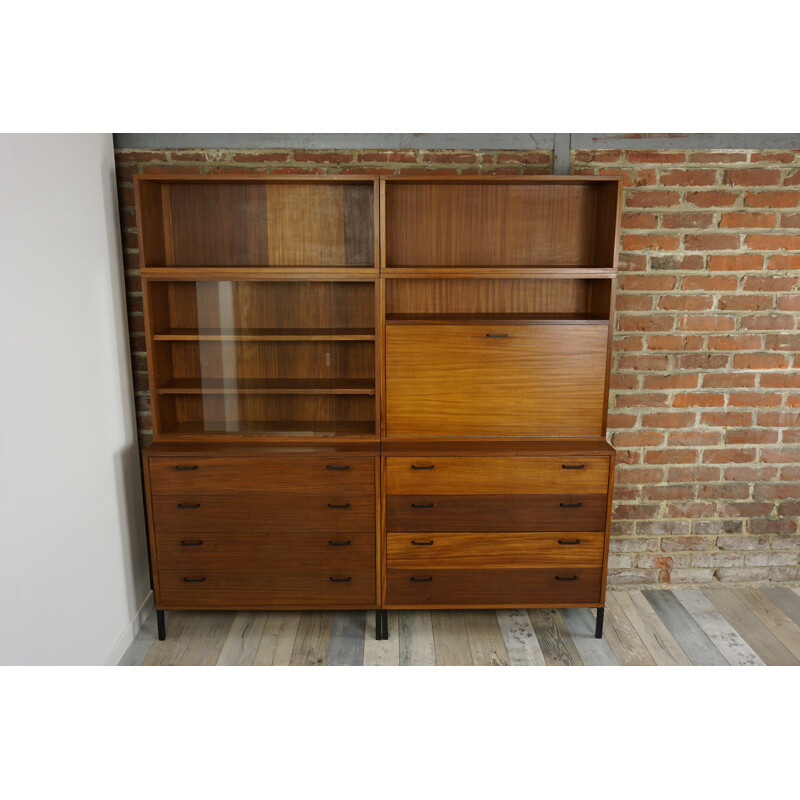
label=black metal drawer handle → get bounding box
[327,503,351,509]
[411,503,434,508]
[486,333,509,338]
[328,540,352,547]
[560,502,583,508]
[180,539,204,547]
[183,577,206,583]
[411,464,434,470]
[558,539,581,546]
[561,464,585,470]
[411,540,434,546]
[326,465,350,471]
[175,465,198,471]
[177,503,201,509]
[411,576,433,582]
[555,575,578,581]
[329,577,352,582]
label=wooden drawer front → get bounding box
[385,324,608,437]
[385,456,609,495]
[158,570,376,609]
[152,494,375,533]
[155,532,375,570]
[385,568,602,607]
[386,495,607,533]
[386,531,604,569]
[149,456,374,496]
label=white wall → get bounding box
[0,134,151,665]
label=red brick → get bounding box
[688,152,748,164]
[647,334,703,351]
[607,413,637,429]
[643,486,695,501]
[627,151,686,164]
[700,411,753,427]
[686,191,741,207]
[778,502,800,516]
[728,393,783,407]
[778,295,800,310]
[622,213,658,229]
[616,392,669,408]
[745,191,800,208]
[667,467,721,482]
[707,334,762,351]
[746,234,800,250]
[659,213,715,229]
[769,254,800,270]
[611,432,665,448]
[674,354,730,369]
[619,275,677,291]
[722,502,774,517]
[758,411,800,427]
[784,170,800,186]
[293,151,354,164]
[650,254,705,271]
[230,152,291,163]
[717,294,773,311]
[760,373,800,388]
[495,151,551,165]
[573,149,622,163]
[682,275,738,291]
[725,466,779,481]
[762,447,800,463]
[782,466,800,480]
[617,354,670,371]
[725,429,779,445]
[643,374,699,389]
[742,275,797,291]
[658,295,714,311]
[672,393,725,407]
[755,484,800,500]
[660,169,718,186]
[115,151,168,163]
[780,213,800,229]
[679,315,735,331]
[725,168,782,186]
[616,468,664,485]
[644,449,697,464]
[668,431,721,446]
[702,373,756,388]
[618,315,674,332]
[708,255,765,272]
[719,212,776,228]
[702,448,756,464]
[667,502,717,518]
[618,254,648,271]
[741,314,796,331]
[641,411,697,428]
[421,152,478,164]
[751,152,798,164]
[613,505,660,520]
[733,353,790,369]
[597,168,658,187]
[143,165,202,175]
[684,233,741,251]
[610,374,640,390]
[267,167,326,175]
[356,150,418,163]
[616,449,641,465]
[622,234,680,251]
[698,484,751,500]
[613,336,644,352]
[615,294,655,311]
[625,191,681,208]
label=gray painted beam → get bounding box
[553,132,571,174]
[571,132,800,150]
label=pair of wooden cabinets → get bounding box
[135,174,621,641]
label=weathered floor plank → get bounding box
[463,610,509,666]
[141,611,197,666]
[176,612,235,666]
[216,612,268,666]
[398,610,436,666]
[495,609,546,666]
[614,591,690,666]
[673,589,763,666]
[603,593,656,666]
[364,611,400,666]
[763,587,800,630]
[561,607,619,666]
[527,608,583,666]
[431,611,472,666]
[643,590,727,666]
[120,607,163,666]
[704,588,799,667]
[253,611,300,666]
[734,588,800,661]
[290,611,334,666]
[327,611,367,666]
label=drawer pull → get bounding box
[328,540,352,547]
[411,576,434,582]
[560,502,583,508]
[485,333,509,338]
[180,539,204,547]
[558,539,581,545]
[327,503,351,509]
[561,464,585,470]
[555,575,578,581]
[326,465,350,471]
[411,464,435,470]
[329,576,352,582]
[177,503,201,509]
[411,503,434,509]
[174,465,199,471]
[411,539,435,546]
[183,577,206,583]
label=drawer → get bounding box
[152,493,375,533]
[385,456,609,495]
[386,494,607,533]
[386,531,605,569]
[385,568,602,606]
[155,531,375,570]
[157,569,376,609]
[385,323,608,437]
[148,456,374,495]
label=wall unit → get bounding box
[135,174,621,643]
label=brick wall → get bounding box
[115,146,800,587]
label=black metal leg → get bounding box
[381,610,389,640]
[157,609,166,641]
[375,609,383,641]
[595,607,604,639]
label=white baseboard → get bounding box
[104,591,155,666]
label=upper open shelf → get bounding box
[135,176,378,269]
[382,176,622,270]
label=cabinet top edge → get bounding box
[143,442,382,457]
[133,174,379,184]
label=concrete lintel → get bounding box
[570,132,800,150]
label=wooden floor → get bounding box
[121,587,800,666]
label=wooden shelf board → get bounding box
[385,313,608,325]
[382,267,617,279]
[157,378,375,396]
[142,267,379,281]
[153,327,376,342]
[161,420,376,438]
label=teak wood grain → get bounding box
[385,323,608,437]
